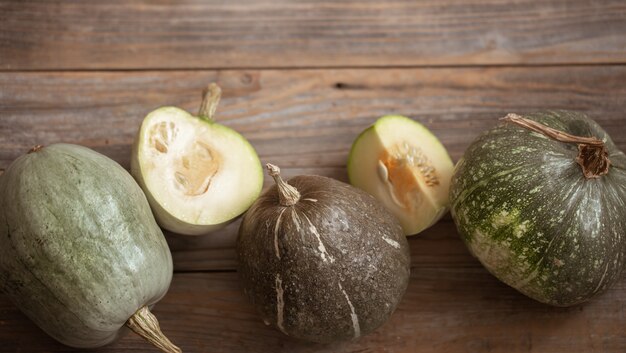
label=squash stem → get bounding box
[267,163,301,206]
[502,113,611,179]
[198,83,221,122]
[126,306,182,353]
[28,145,44,154]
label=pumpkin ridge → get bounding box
[611,161,626,172]
[510,160,587,296]
[451,164,526,210]
[273,208,287,260]
[34,150,137,323]
[5,223,94,336]
[528,181,584,289]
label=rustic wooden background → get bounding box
[1,1,625,352]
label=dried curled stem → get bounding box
[126,306,182,353]
[502,113,610,179]
[28,145,44,154]
[267,163,301,206]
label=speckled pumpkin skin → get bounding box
[0,144,173,348]
[237,175,410,343]
[450,111,626,306]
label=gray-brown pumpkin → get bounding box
[0,144,179,352]
[237,164,410,343]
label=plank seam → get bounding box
[2,62,626,73]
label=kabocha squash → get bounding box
[0,144,179,352]
[237,164,410,343]
[348,115,454,235]
[450,111,626,306]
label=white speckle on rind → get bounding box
[492,209,514,228]
[514,220,529,238]
[382,236,401,249]
[274,208,287,260]
[303,213,335,263]
[338,282,360,338]
[275,274,286,334]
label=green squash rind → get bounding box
[0,144,173,347]
[450,111,626,306]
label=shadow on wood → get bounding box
[1,266,624,352]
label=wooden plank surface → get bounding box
[1,66,625,351]
[2,0,626,70]
[1,270,624,353]
[2,66,626,275]
[3,66,625,171]
[2,1,626,350]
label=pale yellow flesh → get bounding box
[132,107,263,235]
[348,115,454,235]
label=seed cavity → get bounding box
[378,141,439,210]
[173,140,221,196]
[149,120,221,197]
[150,121,177,154]
[174,172,188,188]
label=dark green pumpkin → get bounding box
[237,165,410,343]
[450,111,626,306]
[0,144,179,352]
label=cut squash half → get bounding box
[348,115,453,235]
[131,84,263,235]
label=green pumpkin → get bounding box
[0,144,179,352]
[450,111,626,306]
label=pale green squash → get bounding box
[0,144,180,352]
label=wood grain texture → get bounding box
[0,270,624,353]
[1,66,625,352]
[2,66,625,169]
[2,0,626,70]
[1,66,625,272]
